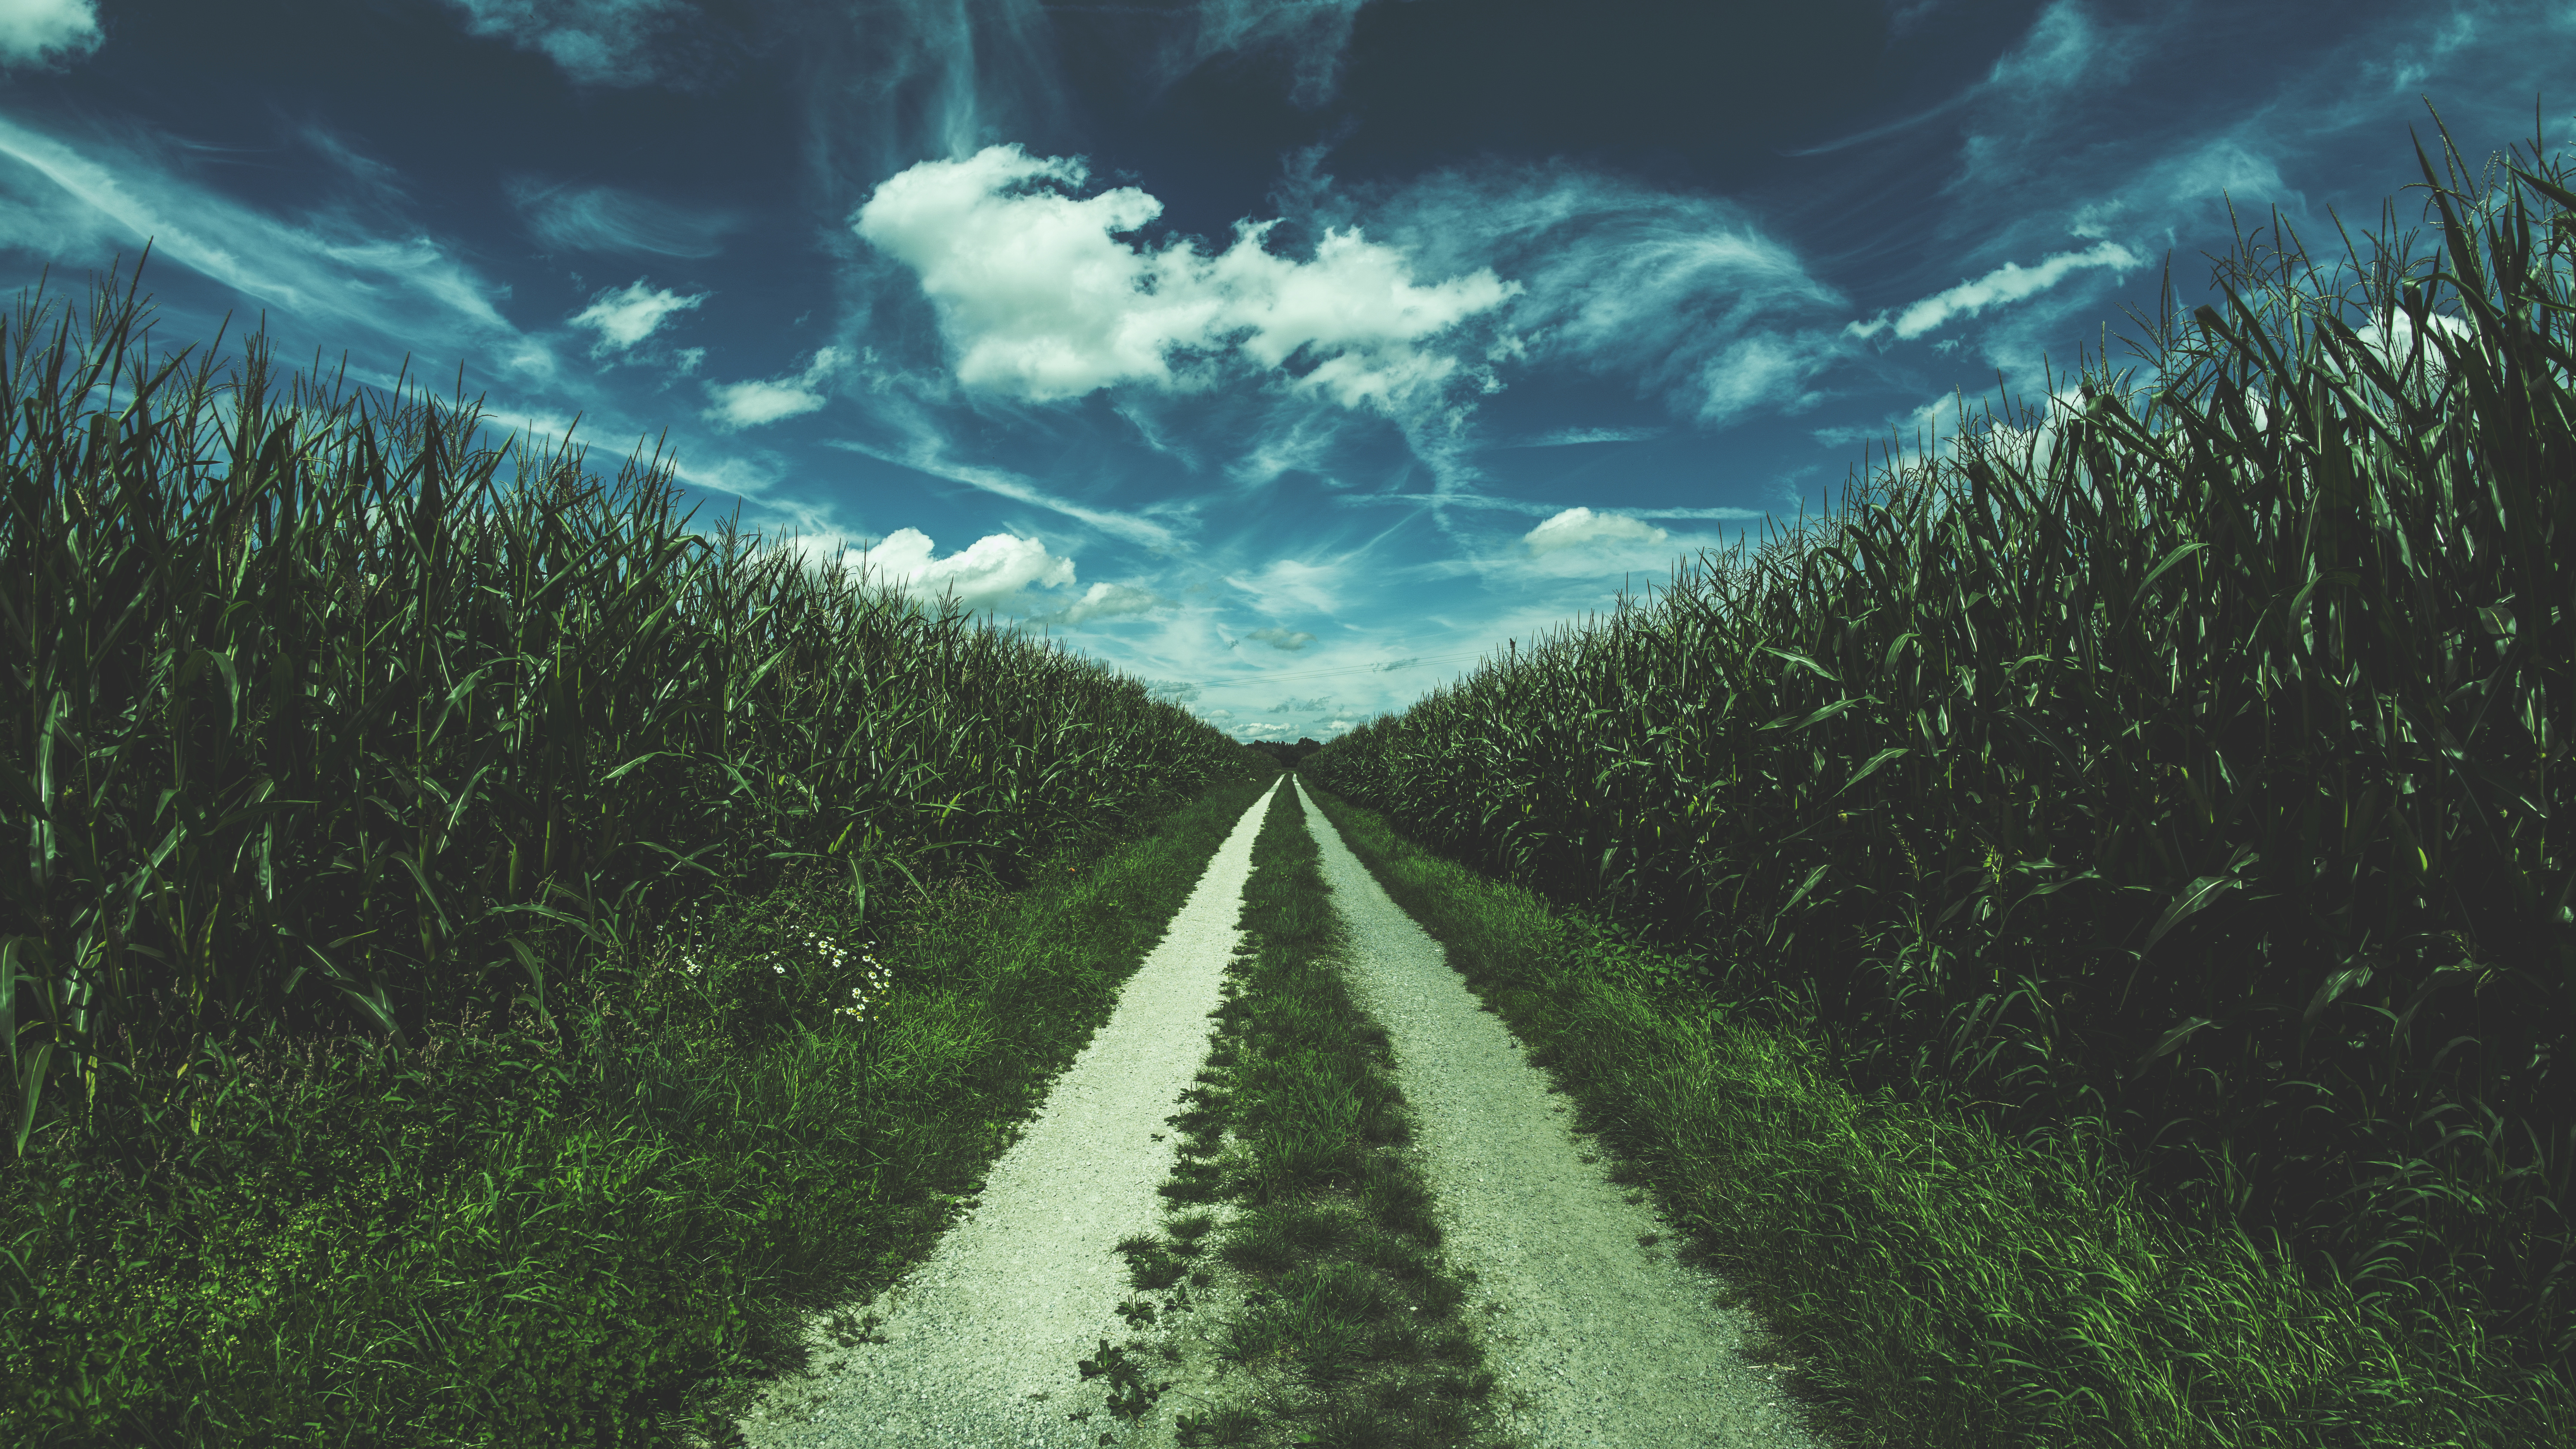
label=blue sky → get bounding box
[1,0,2567,742]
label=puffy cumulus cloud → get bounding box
[2324,309,2479,396]
[1522,507,1668,555]
[1246,627,1317,650]
[0,0,100,69]
[1509,506,1691,581]
[844,527,1077,615]
[1270,695,1333,712]
[508,176,738,257]
[703,347,844,430]
[1845,240,2145,342]
[571,277,708,356]
[1028,581,1165,627]
[853,144,1518,413]
[1147,680,1202,704]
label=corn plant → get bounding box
[1309,103,2575,1397]
[0,247,1245,1161]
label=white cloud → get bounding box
[434,0,698,88]
[2328,309,2476,399]
[1359,164,1850,428]
[1696,330,1838,422]
[1225,557,1342,615]
[1495,506,1699,582]
[1510,425,1662,447]
[571,277,707,356]
[1952,306,2494,488]
[0,114,515,341]
[703,347,844,430]
[852,144,1518,413]
[1165,0,1373,107]
[1246,626,1317,650]
[508,176,738,257]
[843,527,1077,614]
[0,0,100,69]
[1982,0,2138,94]
[1846,240,2145,343]
[1522,506,1669,556]
[1030,581,1164,626]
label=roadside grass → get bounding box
[1096,773,1509,1449]
[1297,776,2558,1449]
[2,764,1280,1447]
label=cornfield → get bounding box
[0,250,1247,1157]
[1309,109,2576,1391]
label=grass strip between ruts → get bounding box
[3,767,1279,1448]
[1087,773,1510,1449]
[1294,777,2558,1449]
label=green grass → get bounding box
[0,247,1289,1443]
[2,246,1250,1163]
[1299,775,2567,1449]
[1095,774,1507,1449]
[1304,102,2576,1443]
[3,761,1282,1445]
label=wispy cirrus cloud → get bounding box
[1027,580,1167,627]
[1845,240,2146,342]
[703,346,844,429]
[507,176,741,258]
[1505,424,1663,447]
[1157,0,1377,107]
[822,432,1187,551]
[1352,161,1852,427]
[0,113,516,341]
[432,0,715,89]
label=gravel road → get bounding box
[1291,776,1840,1449]
[732,772,1839,1447]
[734,776,1282,1449]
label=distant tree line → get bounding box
[1245,737,1324,769]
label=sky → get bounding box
[0,0,2568,742]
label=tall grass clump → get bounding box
[0,249,1262,1440]
[2,248,1243,1150]
[1307,103,2575,1434]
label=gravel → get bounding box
[1291,776,1842,1449]
[734,776,1282,1449]
[733,772,1841,1447]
